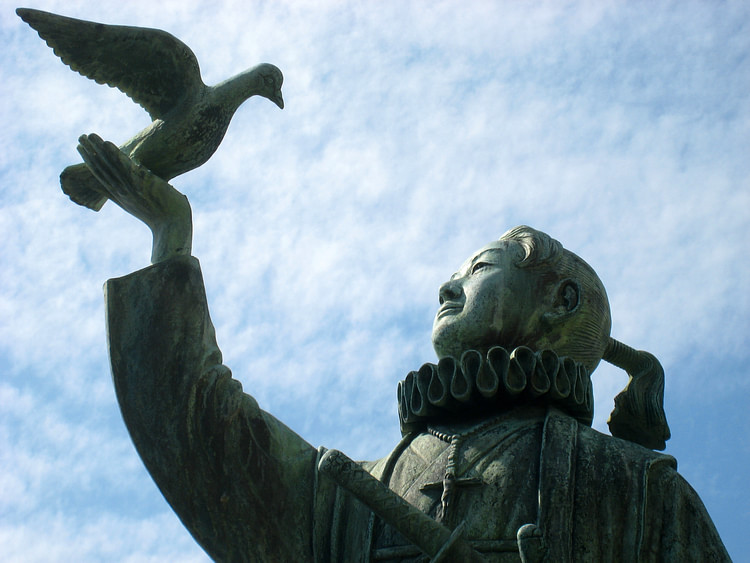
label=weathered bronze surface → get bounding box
[17,8,283,211]
[22,9,730,562]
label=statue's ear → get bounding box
[544,278,580,322]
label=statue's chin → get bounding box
[431,326,462,359]
[432,327,532,361]
[432,312,527,360]
[431,329,495,360]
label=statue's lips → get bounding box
[436,303,462,319]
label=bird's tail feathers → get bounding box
[60,163,108,211]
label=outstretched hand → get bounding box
[77,134,192,263]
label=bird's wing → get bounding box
[17,8,205,120]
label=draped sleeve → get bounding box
[105,255,332,562]
[639,460,731,561]
[569,419,730,562]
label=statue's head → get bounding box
[428,225,669,449]
[432,225,611,374]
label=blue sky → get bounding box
[2,1,748,560]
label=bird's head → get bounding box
[253,63,284,109]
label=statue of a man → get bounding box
[78,134,729,562]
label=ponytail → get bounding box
[603,338,671,450]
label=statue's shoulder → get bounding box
[573,416,678,474]
[360,431,427,483]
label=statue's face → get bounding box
[431,240,543,359]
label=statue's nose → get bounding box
[438,280,462,304]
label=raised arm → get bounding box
[79,135,333,561]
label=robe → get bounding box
[105,255,730,562]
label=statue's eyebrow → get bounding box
[450,249,499,280]
[469,250,499,270]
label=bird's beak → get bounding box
[273,90,284,109]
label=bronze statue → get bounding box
[75,133,727,562]
[22,9,730,562]
[17,8,283,211]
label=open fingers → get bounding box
[77,134,148,208]
[77,134,121,195]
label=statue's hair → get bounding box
[500,225,564,269]
[499,225,611,375]
[499,226,670,450]
[603,339,671,450]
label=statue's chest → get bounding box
[371,417,544,561]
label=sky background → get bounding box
[1,1,748,560]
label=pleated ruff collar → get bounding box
[398,346,593,435]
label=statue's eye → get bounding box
[471,262,491,274]
[264,75,275,86]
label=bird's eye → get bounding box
[264,75,274,86]
[471,262,491,274]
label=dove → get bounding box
[17,8,284,211]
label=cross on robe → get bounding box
[421,472,482,523]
